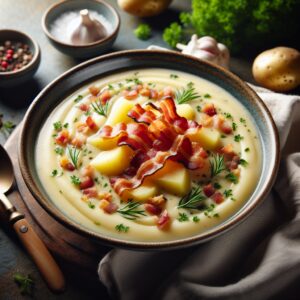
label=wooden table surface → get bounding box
[0,0,261,299]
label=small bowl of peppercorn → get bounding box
[0,29,41,88]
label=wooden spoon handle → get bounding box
[13,218,65,293]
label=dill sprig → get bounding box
[178,186,206,210]
[68,147,81,169]
[117,202,146,220]
[175,86,200,104]
[209,153,225,178]
[91,101,109,117]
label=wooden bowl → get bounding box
[18,50,280,250]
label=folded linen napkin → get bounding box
[98,76,300,299]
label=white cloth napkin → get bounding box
[98,80,300,299]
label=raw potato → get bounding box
[90,146,134,176]
[252,47,300,92]
[176,103,195,120]
[118,0,172,17]
[188,127,221,150]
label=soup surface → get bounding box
[36,69,261,242]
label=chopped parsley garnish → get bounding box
[88,201,95,209]
[63,122,69,128]
[224,112,232,119]
[187,81,194,88]
[73,117,78,122]
[232,122,237,131]
[51,169,58,177]
[245,147,250,152]
[108,84,114,90]
[213,182,222,189]
[13,273,34,296]
[178,186,206,210]
[193,216,200,223]
[203,93,211,98]
[115,223,129,233]
[170,74,179,79]
[134,23,151,40]
[103,183,108,188]
[239,159,248,166]
[209,153,225,178]
[225,172,238,184]
[196,105,201,112]
[204,204,216,218]
[223,189,233,197]
[178,212,189,222]
[234,134,244,142]
[55,147,64,155]
[240,118,246,123]
[70,175,81,185]
[74,95,83,103]
[53,121,62,131]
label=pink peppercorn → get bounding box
[1,61,8,68]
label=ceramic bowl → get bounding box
[42,0,120,59]
[0,29,40,88]
[19,50,280,250]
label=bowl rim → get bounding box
[41,0,120,48]
[0,29,40,77]
[18,49,280,250]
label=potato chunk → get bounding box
[88,135,119,150]
[106,98,135,126]
[154,161,190,196]
[188,127,220,150]
[122,184,158,202]
[90,146,134,176]
[176,104,195,120]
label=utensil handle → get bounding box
[13,218,65,293]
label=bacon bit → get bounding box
[79,177,94,190]
[55,130,69,145]
[86,116,98,131]
[98,192,112,202]
[81,165,94,177]
[148,195,166,207]
[89,85,100,96]
[140,88,150,97]
[81,195,89,202]
[79,103,89,112]
[103,202,118,214]
[157,210,170,230]
[158,90,164,99]
[202,115,213,127]
[123,89,138,100]
[163,86,174,97]
[150,89,158,100]
[71,135,86,148]
[82,187,98,198]
[145,203,162,215]
[60,156,76,171]
[211,192,224,204]
[220,144,234,155]
[226,155,240,170]
[203,183,215,197]
[100,90,111,103]
[99,199,110,209]
[232,168,241,177]
[202,103,217,116]
[76,123,89,134]
[220,122,232,134]
[134,84,143,92]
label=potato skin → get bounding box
[252,47,300,92]
[118,0,173,17]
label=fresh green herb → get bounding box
[234,134,244,142]
[63,122,69,128]
[74,95,83,103]
[204,204,216,218]
[103,183,108,188]
[163,22,183,48]
[231,197,236,201]
[170,74,179,79]
[134,23,151,40]
[224,112,232,119]
[224,189,233,197]
[221,134,227,138]
[91,101,109,117]
[232,122,237,131]
[213,182,222,189]
[196,105,201,112]
[108,84,114,90]
[115,223,129,233]
[88,201,95,209]
[245,147,250,152]
[73,117,78,122]
[175,86,200,104]
[178,212,189,222]
[225,172,238,184]
[94,177,99,184]
[134,78,142,85]
[94,221,101,226]
[117,202,146,220]
[187,81,194,88]
[68,147,81,169]
[51,169,58,177]
[193,216,200,223]
[178,186,206,209]
[239,159,248,166]
[70,175,81,185]
[55,147,64,155]
[53,121,62,131]
[240,118,246,124]
[13,273,34,296]
[0,114,16,136]
[203,93,211,98]
[209,153,225,178]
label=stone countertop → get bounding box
[0,0,285,299]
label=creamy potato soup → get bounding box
[36,69,261,242]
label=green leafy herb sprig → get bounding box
[209,153,225,178]
[175,86,200,104]
[13,273,34,296]
[134,24,152,40]
[117,202,146,220]
[0,114,16,136]
[178,186,206,210]
[91,101,109,117]
[68,147,81,169]
[115,223,129,232]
